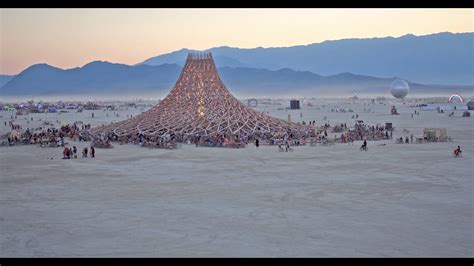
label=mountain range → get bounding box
[0,62,181,96]
[0,32,472,97]
[1,61,471,98]
[140,32,473,86]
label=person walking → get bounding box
[83,147,88,158]
[255,138,259,148]
[454,146,462,157]
[90,146,95,158]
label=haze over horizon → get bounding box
[1,8,472,75]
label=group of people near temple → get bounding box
[2,113,465,158]
[0,118,402,150]
[91,132,113,148]
[3,120,93,147]
[62,145,95,159]
[109,121,394,149]
[396,135,415,144]
[108,125,316,149]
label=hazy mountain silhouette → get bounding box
[2,60,471,97]
[140,32,474,85]
[1,62,181,96]
[139,50,251,68]
[0,75,15,88]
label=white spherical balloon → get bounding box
[390,79,409,99]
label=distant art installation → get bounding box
[390,79,410,99]
[93,53,312,141]
[448,93,464,103]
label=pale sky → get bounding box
[0,8,472,75]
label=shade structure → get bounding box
[93,53,312,140]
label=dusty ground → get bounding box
[0,99,472,257]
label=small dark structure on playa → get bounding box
[422,128,450,142]
[391,105,399,115]
[247,98,258,107]
[290,100,300,110]
[467,100,474,110]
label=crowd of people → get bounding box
[3,121,93,147]
[5,119,394,151]
[1,109,465,158]
[102,125,316,149]
[302,121,393,145]
[91,132,113,148]
[345,122,392,142]
[95,120,403,150]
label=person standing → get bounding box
[63,147,69,159]
[90,146,95,158]
[83,147,88,158]
[360,140,367,151]
[73,146,77,158]
[255,138,259,148]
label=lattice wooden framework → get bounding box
[94,53,311,139]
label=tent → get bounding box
[423,128,448,142]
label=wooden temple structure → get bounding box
[93,53,312,141]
